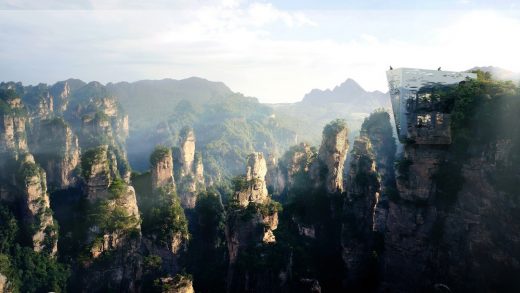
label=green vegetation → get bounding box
[432,70,520,203]
[186,191,227,293]
[80,146,107,179]
[17,161,43,185]
[138,184,189,247]
[323,119,347,137]
[0,205,69,293]
[125,89,298,181]
[108,178,127,199]
[0,88,27,116]
[88,199,140,234]
[149,145,171,166]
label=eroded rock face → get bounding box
[32,118,80,189]
[0,273,10,293]
[50,81,70,113]
[17,153,58,255]
[316,120,349,194]
[396,145,445,201]
[341,137,380,288]
[88,185,141,258]
[274,143,316,195]
[156,275,194,293]
[151,148,175,191]
[0,97,28,159]
[83,145,111,201]
[235,152,269,207]
[81,145,142,292]
[384,139,520,292]
[179,128,196,178]
[226,152,280,292]
[177,128,205,208]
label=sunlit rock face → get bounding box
[235,152,269,207]
[314,120,349,194]
[81,144,142,292]
[177,127,205,208]
[17,153,58,255]
[151,148,175,191]
[0,96,28,160]
[31,118,81,189]
[226,152,280,292]
[50,80,71,113]
[156,275,194,293]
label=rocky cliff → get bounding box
[17,153,58,255]
[31,118,80,189]
[176,127,205,208]
[341,137,381,290]
[151,146,175,191]
[225,152,281,292]
[235,152,269,207]
[80,144,142,292]
[314,119,349,194]
[0,93,28,163]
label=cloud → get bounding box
[0,3,519,103]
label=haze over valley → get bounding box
[0,1,519,293]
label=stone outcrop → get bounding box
[226,152,280,292]
[83,145,112,201]
[265,153,285,196]
[31,118,80,189]
[341,137,380,289]
[156,275,194,293]
[0,95,28,161]
[151,147,175,191]
[50,80,71,113]
[279,143,316,192]
[179,128,196,178]
[177,127,205,208]
[382,140,520,292]
[314,120,349,194]
[235,152,269,207]
[17,153,58,255]
[81,143,142,292]
[0,273,12,293]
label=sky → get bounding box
[1,1,520,103]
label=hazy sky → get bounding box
[1,0,520,102]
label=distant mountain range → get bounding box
[270,78,391,145]
[470,66,520,82]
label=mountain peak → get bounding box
[302,78,367,104]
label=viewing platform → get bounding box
[386,68,477,144]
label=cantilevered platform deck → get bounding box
[386,68,476,144]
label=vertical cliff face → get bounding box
[0,273,8,293]
[177,127,205,209]
[148,145,189,256]
[235,152,269,207]
[155,275,195,293]
[380,76,520,292]
[341,137,380,289]
[225,152,281,292]
[151,146,175,191]
[315,120,349,194]
[17,153,58,255]
[50,80,71,113]
[0,95,28,162]
[179,128,196,178]
[31,118,80,189]
[80,143,142,292]
[274,143,316,195]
